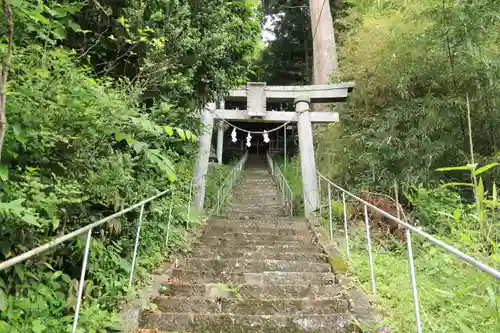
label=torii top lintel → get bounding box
[225,81,354,103]
[216,81,355,124]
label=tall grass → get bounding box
[276,154,499,332]
[335,226,499,332]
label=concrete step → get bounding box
[191,244,325,261]
[227,203,283,208]
[204,225,307,236]
[179,258,331,273]
[209,218,308,229]
[197,236,311,247]
[153,297,349,315]
[139,312,352,333]
[200,232,310,243]
[223,207,285,214]
[160,283,345,299]
[220,212,288,219]
[170,269,336,285]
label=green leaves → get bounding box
[436,163,499,176]
[0,165,8,181]
[473,163,499,176]
[129,117,197,142]
[0,278,7,312]
[0,199,40,227]
[164,126,174,136]
[176,128,186,140]
[0,0,256,331]
[31,320,46,333]
[436,164,475,172]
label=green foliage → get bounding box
[257,0,349,85]
[334,192,500,333]
[273,155,304,214]
[260,1,500,331]
[315,0,500,193]
[61,0,261,106]
[0,0,260,331]
[204,163,235,212]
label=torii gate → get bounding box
[193,82,354,216]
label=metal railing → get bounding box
[316,172,500,333]
[267,152,294,216]
[215,152,248,215]
[0,188,183,333]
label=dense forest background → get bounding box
[1,0,499,332]
[264,1,500,331]
[0,1,260,331]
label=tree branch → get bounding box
[0,0,14,161]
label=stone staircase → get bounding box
[137,155,363,332]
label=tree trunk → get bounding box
[309,0,338,85]
[0,0,14,161]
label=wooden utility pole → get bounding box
[309,0,338,85]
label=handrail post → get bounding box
[328,183,333,241]
[364,205,377,296]
[216,191,221,215]
[318,174,322,216]
[129,204,145,287]
[72,228,92,333]
[166,198,174,249]
[406,229,422,333]
[396,183,422,333]
[342,192,350,258]
[187,178,193,227]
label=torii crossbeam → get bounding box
[193,81,355,216]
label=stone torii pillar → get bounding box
[192,82,354,214]
[295,96,318,216]
[216,100,225,164]
[193,102,215,211]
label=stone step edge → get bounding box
[200,232,309,237]
[169,270,337,285]
[139,312,354,332]
[151,298,349,315]
[159,283,344,290]
[180,258,330,264]
[192,240,318,246]
[170,269,336,275]
[160,282,342,287]
[189,249,327,258]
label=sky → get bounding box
[262,14,280,42]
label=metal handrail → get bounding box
[215,152,248,215]
[316,171,500,333]
[267,152,294,216]
[0,188,176,333]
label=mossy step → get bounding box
[200,232,310,243]
[216,212,288,219]
[170,269,336,285]
[160,283,345,299]
[180,258,331,273]
[153,297,349,315]
[222,210,286,217]
[191,244,324,260]
[197,237,311,247]
[229,193,277,198]
[203,225,307,236]
[209,218,308,230]
[225,204,283,210]
[139,313,352,333]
